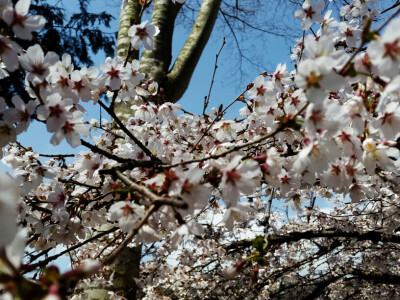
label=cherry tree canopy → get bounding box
[1,0,400,299]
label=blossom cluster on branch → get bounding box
[1,0,400,299]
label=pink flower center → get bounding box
[345,28,353,37]
[62,121,75,134]
[383,39,400,60]
[12,12,27,27]
[58,76,69,87]
[381,112,394,125]
[136,28,148,40]
[73,80,85,92]
[107,67,120,79]
[18,108,30,123]
[226,169,241,183]
[49,104,63,118]
[122,204,134,217]
[32,63,46,75]
[331,165,341,175]
[256,85,266,96]
[338,131,351,143]
[280,174,291,184]
[304,7,316,19]
[309,109,324,124]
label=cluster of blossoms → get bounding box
[1,0,400,299]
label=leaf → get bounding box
[252,236,264,251]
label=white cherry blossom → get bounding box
[295,0,325,30]
[2,0,45,40]
[128,21,160,50]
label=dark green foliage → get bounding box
[1,0,116,103]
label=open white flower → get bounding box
[294,0,325,30]
[2,96,37,133]
[295,57,345,102]
[109,201,145,233]
[213,120,243,142]
[362,138,399,175]
[367,18,400,78]
[19,44,58,82]
[100,56,130,90]
[220,156,261,206]
[2,0,46,40]
[0,36,21,71]
[49,110,90,148]
[128,21,160,50]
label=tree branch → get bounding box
[226,229,400,252]
[22,228,117,273]
[165,0,223,102]
[114,170,187,208]
[139,0,183,92]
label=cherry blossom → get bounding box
[338,18,362,48]
[128,21,160,50]
[2,95,36,133]
[0,1,400,299]
[49,110,90,147]
[2,0,45,40]
[295,57,345,102]
[367,18,400,77]
[109,200,145,233]
[219,156,261,206]
[0,172,19,247]
[294,0,325,30]
[0,35,21,71]
[19,44,59,82]
[100,56,130,91]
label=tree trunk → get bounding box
[87,246,142,299]
[89,1,223,298]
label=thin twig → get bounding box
[172,103,309,168]
[98,100,160,162]
[94,231,124,260]
[264,188,275,235]
[115,170,187,208]
[298,30,305,65]
[22,228,117,273]
[80,139,129,163]
[203,37,226,115]
[375,5,400,33]
[58,178,101,190]
[190,87,248,153]
[381,1,400,14]
[38,153,75,158]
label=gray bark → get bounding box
[87,246,142,299]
